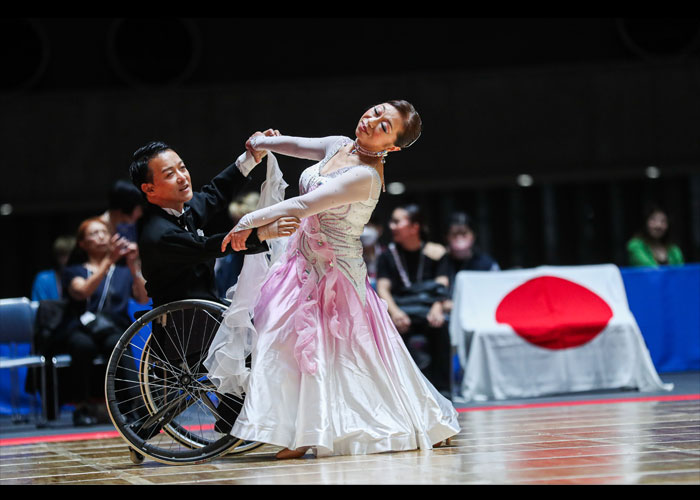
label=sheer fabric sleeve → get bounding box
[234,167,377,231]
[249,135,347,162]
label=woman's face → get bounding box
[647,211,668,240]
[79,221,111,255]
[355,103,404,152]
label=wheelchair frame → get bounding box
[104,299,262,465]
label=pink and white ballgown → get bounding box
[204,135,459,457]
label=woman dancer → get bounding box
[205,100,459,459]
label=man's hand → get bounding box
[258,217,300,241]
[222,227,253,252]
[246,128,281,163]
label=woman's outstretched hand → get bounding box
[258,217,300,242]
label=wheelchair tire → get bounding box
[105,299,263,465]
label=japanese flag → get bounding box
[449,264,672,401]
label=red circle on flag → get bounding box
[495,276,613,350]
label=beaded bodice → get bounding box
[294,138,381,304]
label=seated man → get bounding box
[128,138,299,435]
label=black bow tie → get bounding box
[176,214,189,230]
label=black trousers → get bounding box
[58,328,122,404]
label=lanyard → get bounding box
[87,264,115,312]
[388,242,425,288]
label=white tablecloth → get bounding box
[449,265,672,401]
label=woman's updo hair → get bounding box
[387,100,422,149]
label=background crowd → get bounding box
[23,178,686,425]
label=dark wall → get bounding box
[2,18,699,297]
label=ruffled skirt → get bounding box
[208,241,460,457]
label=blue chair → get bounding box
[0,297,47,425]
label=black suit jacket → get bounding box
[137,162,267,307]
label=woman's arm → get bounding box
[223,166,378,251]
[124,245,150,305]
[67,235,132,301]
[248,134,346,162]
[67,260,112,302]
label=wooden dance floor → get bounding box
[2,395,699,485]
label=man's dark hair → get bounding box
[129,141,173,194]
[398,203,430,241]
[448,211,474,231]
[108,179,144,214]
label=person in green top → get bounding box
[627,204,684,267]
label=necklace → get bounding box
[347,140,387,192]
[346,141,389,193]
[349,140,388,163]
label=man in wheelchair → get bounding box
[127,139,299,439]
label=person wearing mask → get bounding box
[438,211,499,314]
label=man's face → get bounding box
[389,208,419,245]
[142,150,193,210]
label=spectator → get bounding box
[627,204,684,267]
[54,217,148,425]
[99,180,145,242]
[439,211,499,313]
[215,191,261,298]
[376,204,452,398]
[31,235,75,301]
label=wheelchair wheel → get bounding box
[105,299,263,465]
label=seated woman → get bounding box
[627,204,684,267]
[56,217,149,425]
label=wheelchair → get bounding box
[104,299,263,465]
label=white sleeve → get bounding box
[235,167,377,231]
[249,135,347,162]
[234,150,259,177]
